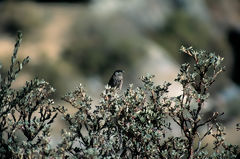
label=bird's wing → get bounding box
[108,75,115,87]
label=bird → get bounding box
[108,70,124,90]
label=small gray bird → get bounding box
[108,70,124,90]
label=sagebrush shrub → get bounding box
[57,47,239,158]
[0,33,239,159]
[0,32,59,158]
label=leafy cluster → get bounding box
[57,79,172,158]
[0,32,58,158]
[0,33,239,158]
[58,46,239,158]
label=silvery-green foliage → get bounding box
[1,33,239,158]
[58,78,173,158]
[58,46,239,159]
[165,46,238,159]
[0,32,58,158]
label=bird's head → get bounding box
[113,70,124,76]
[113,70,124,78]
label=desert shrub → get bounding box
[0,33,239,158]
[57,47,239,158]
[0,32,59,158]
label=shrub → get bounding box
[0,33,239,158]
[57,47,239,158]
[0,32,59,158]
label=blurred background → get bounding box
[0,0,240,146]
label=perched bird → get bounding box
[108,70,124,90]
